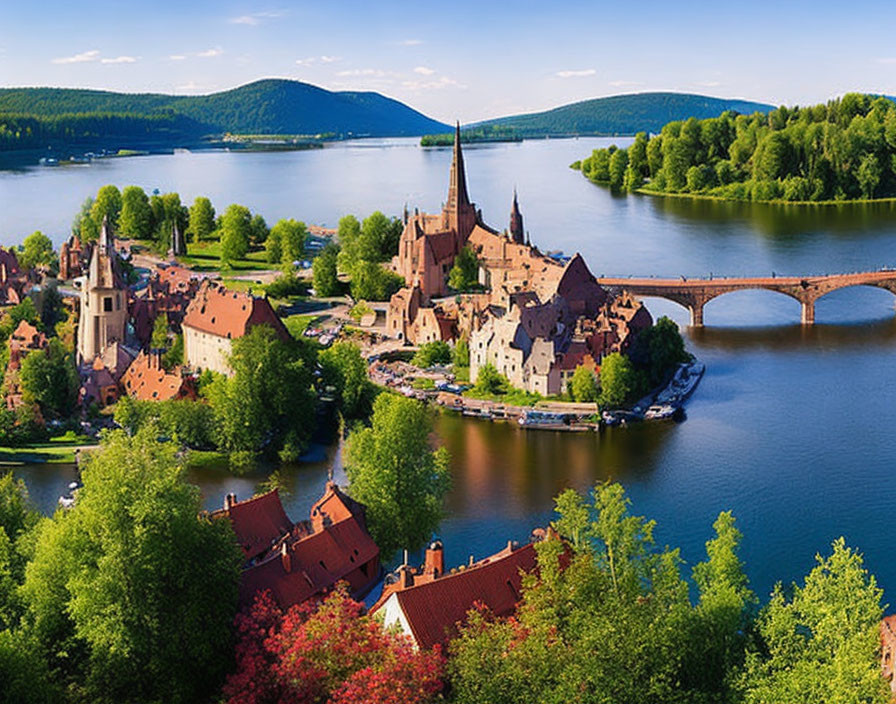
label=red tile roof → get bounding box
[218,490,294,561]
[183,280,290,341]
[383,542,538,650]
[221,484,380,610]
[121,351,194,402]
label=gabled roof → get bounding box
[217,490,293,561]
[183,280,290,341]
[381,542,538,650]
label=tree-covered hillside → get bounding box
[0,79,450,151]
[473,92,772,137]
[573,93,896,202]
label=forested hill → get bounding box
[0,79,450,150]
[473,92,773,137]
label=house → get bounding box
[213,483,381,610]
[79,356,121,408]
[182,280,290,375]
[370,529,557,650]
[59,233,91,281]
[120,351,196,402]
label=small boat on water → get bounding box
[58,481,81,509]
[644,404,677,420]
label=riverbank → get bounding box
[0,441,97,464]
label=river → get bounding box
[3,137,896,601]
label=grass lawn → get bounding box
[464,387,546,407]
[0,438,98,464]
[178,241,272,273]
[283,313,325,338]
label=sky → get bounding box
[2,0,896,123]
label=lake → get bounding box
[4,137,896,602]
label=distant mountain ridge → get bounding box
[0,79,450,139]
[471,92,775,137]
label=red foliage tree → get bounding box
[223,585,444,704]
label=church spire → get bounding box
[446,121,471,212]
[509,187,524,244]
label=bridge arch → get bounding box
[698,287,808,327]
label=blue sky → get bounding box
[2,0,895,123]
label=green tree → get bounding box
[155,192,188,250]
[319,341,372,418]
[857,153,882,199]
[344,394,451,559]
[187,196,216,242]
[0,629,58,704]
[608,148,629,191]
[206,325,315,464]
[19,339,78,419]
[72,196,96,241]
[20,428,242,703]
[249,213,269,246]
[598,352,637,407]
[349,261,403,301]
[412,341,452,368]
[312,244,341,297]
[17,232,55,272]
[569,364,599,402]
[219,204,252,265]
[453,336,470,368]
[448,245,480,291]
[743,538,888,704]
[268,219,306,268]
[90,185,122,233]
[150,313,169,350]
[118,186,152,240]
[629,316,690,387]
[473,363,510,395]
[685,511,756,702]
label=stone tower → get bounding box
[77,216,128,364]
[509,188,524,244]
[443,122,478,246]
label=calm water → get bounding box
[5,138,896,601]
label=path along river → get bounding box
[4,137,896,599]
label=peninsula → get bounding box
[572,93,896,203]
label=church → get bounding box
[387,125,652,396]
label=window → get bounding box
[103,297,113,312]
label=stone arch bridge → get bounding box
[596,270,896,326]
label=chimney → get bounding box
[423,539,444,579]
[281,542,291,573]
[398,564,414,589]
[224,493,236,510]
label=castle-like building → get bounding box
[387,125,652,396]
[76,216,128,364]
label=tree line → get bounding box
[573,93,896,202]
[0,112,204,151]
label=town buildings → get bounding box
[370,529,556,649]
[882,615,896,694]
[386,125,651,395]
[182,279,289,375]
[213,484,380,610]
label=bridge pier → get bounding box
[801,299,815,325]
[689,302,704,327]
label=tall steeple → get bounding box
[99,214,115,253]
[446,121,471,212]
[509,188,524,244]
[444,121,477,243]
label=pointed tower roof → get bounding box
[99,214,115,253]
[446,122,471,212]
[509,188,524,244]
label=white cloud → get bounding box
[608,80,643,87]
[229,11,284,25]
[101,56,137,64]
[169,54,186,61]
[51,49,100,65]
[413,66,435,75]
[556,68,596,78]
[398,38,423,46]
[296,55,340,66]
[402,76,467,91]
[198,47,223,58]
